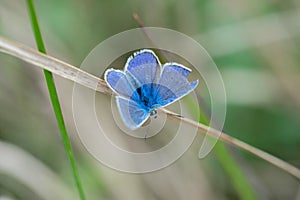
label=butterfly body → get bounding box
[104,49,198,130]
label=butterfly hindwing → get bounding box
[116,96,150,130]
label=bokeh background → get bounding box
[0,0,300,199]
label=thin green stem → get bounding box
[214,142,257,200]
[26,1,86,200]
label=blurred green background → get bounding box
[0,0,300,199]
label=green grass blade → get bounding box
[26,1,86,199]
[214,142,257,200]
[185,95,258,200]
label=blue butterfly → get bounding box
[104,49,198,130]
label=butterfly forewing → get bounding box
[125,50,161,101]
[105,69,140,102]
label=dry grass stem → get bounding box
[0,35,299,179]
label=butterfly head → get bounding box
[150,106,158,119]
